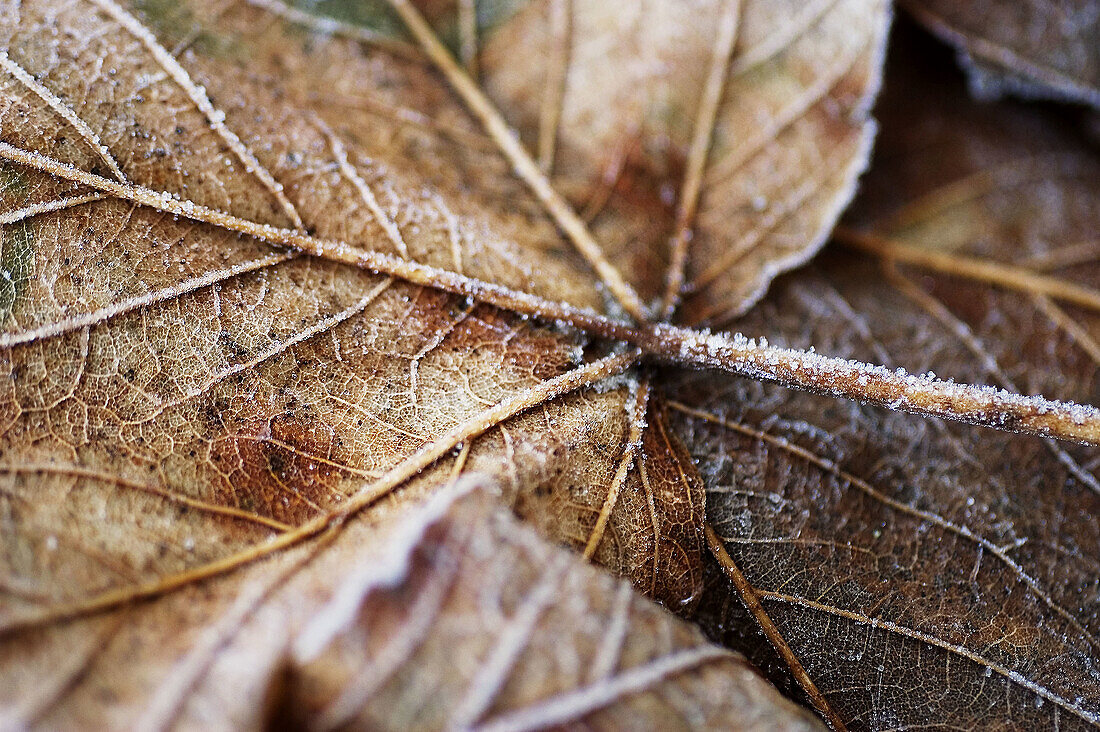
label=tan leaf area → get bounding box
[6,0,1100,728]
[0,0,643,614]
[0,0,721,721]
[903,0,1100,109]
[0,0,617,629]
[0,0,608,315]
[679,34,1100,729]
[1,478,823,730]
[479,0,890,321]
[285,481,818,731]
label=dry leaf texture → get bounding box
[903,0,1100,108]
[0,0,811,725]
[479,0,890,321]
[2,474,823,730]
[3,0,1097,729]
[285,480,821,731]
[681,34,1100,729]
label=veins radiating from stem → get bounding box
[382,0,649,323]
[2,140,1098,444]
[705,523,846,732]
[368,9,842,723]
[660,0,741,319]
[5,5,1097,726]
[0,351,639,633]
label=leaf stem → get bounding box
[836,227,1100,313]
[636,324,1100,445]
[705,523,847,732]
[382,0,649,323]
[3,141,1098,444]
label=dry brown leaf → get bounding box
[0,0,783,724]
[479,0,890,322]
[282,479,820,731]
[0,0,635,619]
[902,0,1100,109]
[2,0,1100,729]
[679,30,1100,729]
[0,0,705,717]
[1,474,824,729]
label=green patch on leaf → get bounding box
[475,0,529,35]
[288,0,408,39]
[131,0,249,62]
[0,221,35,324]
[131,0,194,43]
[286,0,529,58]
[0,163,27,197]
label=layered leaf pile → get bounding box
[0,0,1098,729]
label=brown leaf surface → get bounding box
[1,476,824,730]
[902,0,1100,109]
[283,480,819,731]
[0,0,624,620]
[568,389,708,610]
[5,0,1100,728]
[0,0,776,724]
[680,29,1100,729]
[479,0,890,321]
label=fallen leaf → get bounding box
[1,472,824,729]
[1,1,1099,729]
[681,28,1100,728]
[902,0,1100,108]
[0,0,804,723]
[283,479,820,731]
[479,0,891,321]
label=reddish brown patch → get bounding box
[634,396,707,611]
[495,321,576,383]
[608,143,684,216]
[207,391,349,527]
[584,140,683,302]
